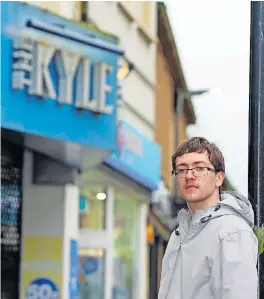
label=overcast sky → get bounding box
[166,0,251,196]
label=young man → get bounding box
[158,137,258,299]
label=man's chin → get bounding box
[183,193,201,202]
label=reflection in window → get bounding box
[113,192,139,299]
[79,187,106,230]
[79,249,105,299]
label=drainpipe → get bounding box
[248,2,264,297]
[173,89,185,197]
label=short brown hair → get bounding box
[172,137,225,172]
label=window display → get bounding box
[79,249,105,299]
[113,192,139,299]
[79,187,106,230]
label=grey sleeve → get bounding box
[211,230,258,299]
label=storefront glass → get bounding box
[79,187,106,230]
[113,191,140,299]
[78,186,142,299]
[79,248,105,299]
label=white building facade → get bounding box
[87,1,157,138]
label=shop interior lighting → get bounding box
[96,193,106,200]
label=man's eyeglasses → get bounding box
[172,167,217,179]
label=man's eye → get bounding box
[177,169,185,174]
[196,167,205,172]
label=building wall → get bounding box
[87,1,157,139]
[87,1,157,83]
[22,1,78,19]
[21,150,79,299]
[155,42,189,191]
[155,42,175,191]
[179,114,189,145]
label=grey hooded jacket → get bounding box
[158,191,258,299]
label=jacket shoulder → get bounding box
[212,214,256,241]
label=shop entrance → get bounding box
[78,186,113,299]
[78,185,142,299]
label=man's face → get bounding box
[175,152,225,203]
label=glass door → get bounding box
[79,248,106,299]
[79,186,114,299]
[112,191,140,299]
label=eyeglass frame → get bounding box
[171,167,218,179]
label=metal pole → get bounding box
[173,90,184,196]
[174,90,185,152]
[249,2,264,297]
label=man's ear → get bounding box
[216,171,225,188]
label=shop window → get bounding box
[113,192,139,299]
[79,187,106,230]
[79,248,105,299]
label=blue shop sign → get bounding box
[105,121,161,191]
[1,2,123,152]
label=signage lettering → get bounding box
[56,50,80,104]
[93,63,113,114]
[118,124,143,157]
[124,129,142,157]
[29,42,56,99]
[75,57,92,109]
[12,37,114,114]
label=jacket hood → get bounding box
[176,191,255,241]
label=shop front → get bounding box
[79,121,161,299]
[1,2,123,298]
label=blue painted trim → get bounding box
[104,156,158,191]
[26,19,124,56]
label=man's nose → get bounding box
[185,169,195,179]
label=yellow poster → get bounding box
[21,236,63,299]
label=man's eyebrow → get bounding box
[175,163,188,168]
[193,161,208,165]
[176,161,208,168]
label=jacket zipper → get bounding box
[181,243,183,299]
